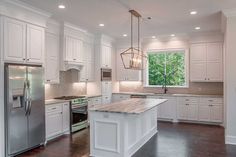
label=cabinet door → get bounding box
[65,36,74,61]
[73,38,84,63]
[46,112,63,139]
[93,97,102,105]
[84,42,94,62]
[87,61,95,81]
[190,62,207,81]
[62,103,70,133]
[101,45,112,68]
[178,104,188,120]
[79,65,87,82]
[210,105,223,123]
[26,24,45,64]
[45,32,59,84]
[102,81,112,95]
[207,62,222,82]
[160,97,173,119]
[198,105,210,122]
[4,17,26,62]
[187,104,198,121]
[190,44,206,62]
[102,95,111,104]
[207,43,222,62]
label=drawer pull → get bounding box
[51,107,57,110]
[208,100,213,102]
[185,99,189,101]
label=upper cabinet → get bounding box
[3,17,45,64]
[101,45,112,68]
[190,42,223,82]
[64,36,84,63]
[45,23,60,84]
[116,48,141,81]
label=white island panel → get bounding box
[90,98,166,157]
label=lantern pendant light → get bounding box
[120,10,146,70]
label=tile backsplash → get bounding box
[45,71,87,99]
[119,81,223,95]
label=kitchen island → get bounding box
[89,98,167,157]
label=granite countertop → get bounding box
[45,94,102,105]
[112,92,223,98]
[90,98,167,114]
[45,99,70,105]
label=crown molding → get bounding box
[222,9,236,18]
[0,0,51,27]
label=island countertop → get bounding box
[89,98,167,114]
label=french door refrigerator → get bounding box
[4,64,45,157]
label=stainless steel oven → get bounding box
[101,68,112,81]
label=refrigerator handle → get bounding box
[27,80,32,115]
[23,80,29,115]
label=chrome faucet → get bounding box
[162,74,168,94]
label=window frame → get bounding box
[144,48,189,88]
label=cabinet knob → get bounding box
[22,58,26,61]
[205,78,207,80]
[47,80,50,82]
[208,78,210,80]
[27,59,29,61]
[73,59,76,61]
[186,104,189,106]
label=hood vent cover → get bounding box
[64,61,84,71]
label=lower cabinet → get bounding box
[177,97,223,123]
[147,96,176,121]
[45,102,70,141]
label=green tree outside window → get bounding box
[148,51,186,86]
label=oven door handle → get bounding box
[72,110,88,114]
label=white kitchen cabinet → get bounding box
[112,94,131,102]
[62,103,70,133]
[79,41,95,82]
[45,32,59,84]
[102,81,112,104]
[177,97,199,121]
[116,49,142,81]
[26,24,45,64]
[3,17,26,62]
[64,36,84,63]
[45,104,63,140]
[46,102,70,141]
[198,98,223,123]
[3,17,45,64]
[88,96,102,122]
[147,96,176,120]
[190,42,223,82]
[101,45,112,68]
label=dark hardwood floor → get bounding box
[18,122,236,157]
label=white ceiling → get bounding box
[19,0,236,39]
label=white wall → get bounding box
[224,14,236,145]
[0,16,5,157]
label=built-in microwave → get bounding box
[101,68,112,81]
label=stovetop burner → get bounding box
[54,96,85,100]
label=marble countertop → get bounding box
[45,99,70,105]
[90,98,167,114]
[45,94,102,105]
[112,92,223,98]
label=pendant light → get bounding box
[120,10,146,70]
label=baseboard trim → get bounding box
[225,135,236,145]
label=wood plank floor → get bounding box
[18,122,236,157]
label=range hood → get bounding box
[64,61,84,71]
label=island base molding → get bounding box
[89,107,158,157]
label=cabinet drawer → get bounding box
[200,98,223,104]
[46,104,62,114]
[181,97,199,104]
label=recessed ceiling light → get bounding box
[123,34,128,37]
[195,27,201,30]
[190,11,197,15]
[152,36,156,39]
[58,4,65,9]
[171,34,175,37]
[99,23,105,27]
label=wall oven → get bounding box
[101,68,112,81]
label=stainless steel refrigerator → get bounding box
[4,64,45,157]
